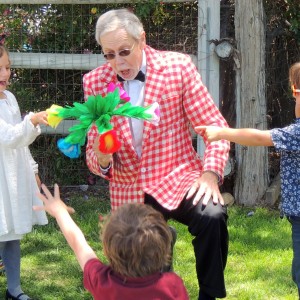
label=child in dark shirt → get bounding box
[35,184,189,299]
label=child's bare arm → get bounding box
[196,126,274,146]
[34,184,97,270]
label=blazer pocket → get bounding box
[159,94,185,126]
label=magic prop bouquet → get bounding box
[46,82,160,158]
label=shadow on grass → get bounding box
[228,206,291,251]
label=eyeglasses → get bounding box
[103,43,135,60]
[292,85,300,97]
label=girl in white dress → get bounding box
[0,45,48,300]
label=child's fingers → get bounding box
[195,126,207,133]
[36,190,47,203]
[33,205,45,211]
[54,183,60,199]
[67,206,76,214]
[40,183,74,212]
[42,119,49,126]
[52,184,75,213]
[41,183,54,199]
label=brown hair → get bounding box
[102,203,172,278]
[289,62,300,89]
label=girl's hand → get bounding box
[31,111,48,127]
[195,126,223,142]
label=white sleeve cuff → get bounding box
[100,162,111,174]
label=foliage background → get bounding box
[0,0,299,188]
[0,2,299,298]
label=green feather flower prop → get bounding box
[46,82,160,158]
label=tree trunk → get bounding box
[234,1,268,206]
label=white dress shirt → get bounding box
[123,51,146,158]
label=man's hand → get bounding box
[92,135,112,168]
[186,171,224,206]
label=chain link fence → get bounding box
[0,1,299,190]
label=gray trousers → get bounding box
[0,240,21,293]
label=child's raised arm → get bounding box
[196,126,274,147]
[34,184,97,270]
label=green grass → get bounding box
[0,193,297,299]
[170,207,296,299]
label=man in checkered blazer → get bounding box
[84,9,230,300]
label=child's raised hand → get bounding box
[195,126,224,142]
[34,183,75,217]
[30,111,49,127]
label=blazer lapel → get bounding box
[101,48,167,156]
[142,46,167,146]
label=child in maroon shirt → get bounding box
[35,184,189,299]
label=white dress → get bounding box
[0,90,48,242]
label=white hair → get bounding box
[95,9,144,45]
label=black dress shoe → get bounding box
[5,289,33,300]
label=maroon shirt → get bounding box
[83,258,189,299]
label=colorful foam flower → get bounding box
[46,104,64,128]
[143,102,160,126]
[98,129,121,154]
[91,7,97,14]
[57,138,81,159]
[47,82,159,159]
[111,101,160,126]
[107,82,130,102]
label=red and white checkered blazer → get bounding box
[83,45,230,211]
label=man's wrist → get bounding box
[100,162,111,174]
[202,170,221,184]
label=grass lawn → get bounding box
[0,188,297,299]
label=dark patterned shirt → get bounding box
[271,118,300,216]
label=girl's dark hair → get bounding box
[102,203,172,278]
